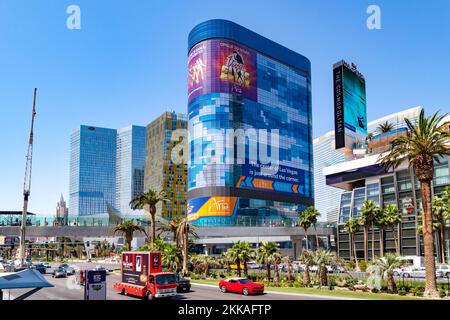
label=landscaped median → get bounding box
[190,279,430,300]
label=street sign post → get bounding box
[84,269,106,300]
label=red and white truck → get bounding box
[113,251,177,299]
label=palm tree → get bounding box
[256,242,280,281]
[305,207,321,248]
[162,244,182,272]
[191,255,217,278]
[344,217,360,271]
[378,109,450,297]
[360,200,382,261]
[312,249,341,287]
[112,220,145,251]
[376,210,389,257]
[129,189,169,249]
[227,242,254,277]
[382,204,402,255]
[377,121,394,134]
[176,218,198,276]
[432,187,450,263]
[282,256,294,281]
[157,217,182,246]
[219,251,233,273]
[367,253,407,293]
[298,250,314,286]
[298,208,313,250]
[272,252,282,282]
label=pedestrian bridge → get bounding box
[0,225,335,239]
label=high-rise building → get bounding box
[187,20,313,227]
[69,124,146,217]
[324,107,450,260]
[313,131,346,223]
[116,125,146,215]
[145,112,188,221]
[55,194,69,225]
[313,106,423,223]
[70,125,117,216]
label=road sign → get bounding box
[84,270,106,300]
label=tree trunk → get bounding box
[236,258,242,277]
[274,264,280,282]
[420,179,438,297]
[314,225,319,249]
[352,234,360,271]
[387,273,397,293]
[243,261,248,277]
[364,226,368,264]
[371,222,375,259]
[150,207,156,249]
[320,266,328,286]
[126,234,132,251]
[392,226,399,255]
[379,229,384,257]
[182,222,189,276]
[303,262,311,286]
[440,225,446,264]
[304,228,309,250]
[266,263,271,281]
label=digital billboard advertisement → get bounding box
[334,60,367,151]
[187,196,238,223]
[121,252,149,286]
[188,39,257,102]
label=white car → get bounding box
[247,261,260,269]
[399,267,441,278]
[435,265,450,277]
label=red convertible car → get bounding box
[218,278,264,295]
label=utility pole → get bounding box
[19,88,37,267]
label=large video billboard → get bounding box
[334,60,367,151]
[188,39,257,102]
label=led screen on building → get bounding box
[334,60,367,151]
[188,39,257,102]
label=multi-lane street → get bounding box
[3,262,337,301]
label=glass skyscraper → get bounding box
[69,125,117,216]
[313,131,346,223]
[187,20,313,227]
[69,124,146,217]
[116,125,146,215]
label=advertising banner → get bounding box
[333,60,367,151]
[121,252,149,286]
[187,196,238,222]
[188,39,257,102]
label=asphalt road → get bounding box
[4,263,335,300]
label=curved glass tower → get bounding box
[187,20,313,226]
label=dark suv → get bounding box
[176,274,191,293]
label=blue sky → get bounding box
[1,0,449,215]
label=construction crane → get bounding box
[18,88,37,268]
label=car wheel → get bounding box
[221,285,227,293]
[446,272,450,278]
[120,288,126,295]
[242,288,249,296]
[393,271,399,276]
[404,273,410,278]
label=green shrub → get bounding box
[410,286,424,297]
[371,288,379,293]
[358,261,367,272]
[398,289,406,296]
[439,289,447,298]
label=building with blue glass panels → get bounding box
[70,125,117,217]
[69,125,146,217]
[187,20,314,227]
[116,125,146,216]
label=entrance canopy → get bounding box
[0,269,53,290]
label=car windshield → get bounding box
[156,274,176,285]
[239,279,252,284]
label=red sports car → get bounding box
[219,278,264,295]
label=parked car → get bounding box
[399,267,441,278]
[43,262,51,269]
[247,261,260,269]
[32,263,47,274]
[393,267,412,277]
[176,274,191,293]
[93,265,110,275]
[436,265,450,277]
[75,270,85,285]
[219,278,264,296]
[52,267,67,278]
[65,266,76,275]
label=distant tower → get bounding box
[56,194,69,226]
